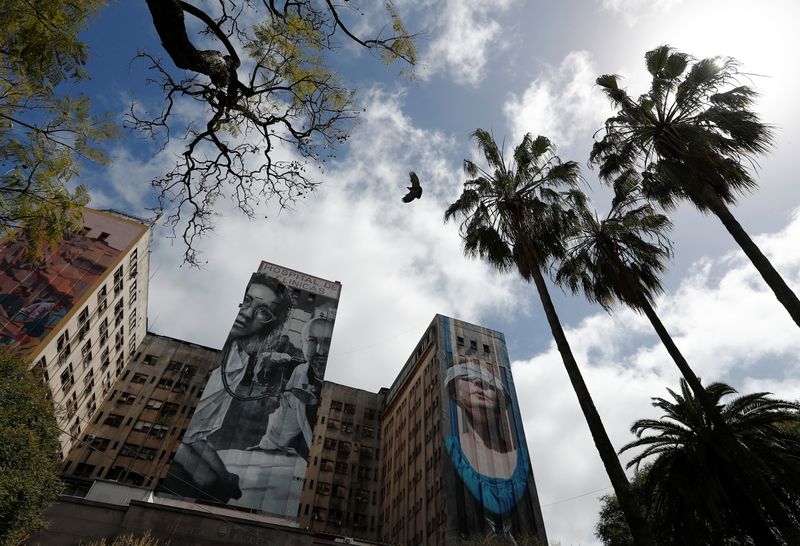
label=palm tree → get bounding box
[445,129,656,546]
[558,177,800,543]
[590,45,800,328]
[621,380,800,545]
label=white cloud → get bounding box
[503,51,611,149]
[518,211,800,545]
[420,0,516,86]
[146,87,521,390]
[597,0,684,26]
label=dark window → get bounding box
[104,414,124,427]
[343,403,355,415]
[130,373,148,384]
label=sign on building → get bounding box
[160,262,341,517]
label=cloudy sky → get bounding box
[78,1,800,543]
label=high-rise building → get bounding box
[379,315,548,545]
[159,261,343,519]
[17,246,548,545]
[0,209,150,457]
[60,333,220,491]
[297,382,385,541]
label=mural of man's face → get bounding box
[303,319,334,377]
[230,283,278,338]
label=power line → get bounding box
[541,486,613,508]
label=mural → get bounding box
[439,317,546,543]
[0,209,145,354]
[160,263,341,518]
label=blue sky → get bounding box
[76,1,800,543]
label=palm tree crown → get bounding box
[590,44,773,210]
[445,129,584,278]
[556,172,671,312]
[621,380,800,544]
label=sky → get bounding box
[74,1,800,544]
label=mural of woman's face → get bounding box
[455,375,499,412]
[230,283,278,338]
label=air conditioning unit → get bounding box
[343,538,353,544]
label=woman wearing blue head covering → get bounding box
[444,356,530,536]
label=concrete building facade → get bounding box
[297,381,386,541]
[0,209,151,457]
[61,333,220,490]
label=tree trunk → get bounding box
[528,267,657,546]
[701,186,800,328]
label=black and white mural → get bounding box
[160,262,341,517]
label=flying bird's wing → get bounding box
[402,171,423,203]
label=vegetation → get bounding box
[0,349,62,546]
[0,0,112,260]
[82,531,161,546]
[445,129,656,545]
[138,0,416,264]
[605,380,800,545]
[591,45,800,327]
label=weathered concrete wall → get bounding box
[27,496,379,545]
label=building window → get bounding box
[456,336,464,346]
[364,407,376,420]
[142,354,159,366]
[320,459,333,472]
[156,378,174,390]
[89,436,110,452]
[129,279,137,305]
[133,420,169,439]
[129,248,138,278]
[323,438,337,451]
[334,462,348,475]
[57,331,71,361]
[341,421,353,433]
[120,443,158,460]
[330,400,342,412]
[118,391,136,405]
[73,463,96,478]
[362,425,374,439]
[316,482,331,495]
[60,366,74,392]
[103,413,124,427]
[113,265,124,294]
[145,398,163,410]
[343,403,355,415]
[98,285,108,313]
[470,340,478,351]
[327,418,339,431]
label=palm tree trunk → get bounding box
[638,296,799,544]
[701,186,800,328]
[528,266,657,546]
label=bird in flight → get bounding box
[402,171,423,203]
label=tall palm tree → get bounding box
[445,129,657,546]
[621,380,800,545]
[590,45,800,328]
[558,176,800,543]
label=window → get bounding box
[316,482,331,495]
[327,418,339,431]
[120,443,158,460]
[60,367,74,393]
[98,285,108,313]
[156,378,174,390]
[342,421,353,433]
[334,462,348,475]
[133,420,169,439]
[362,425,375,439]
[354,489,369,503]
[81,340,92,364]
[483,343,490,354]
[73,463,96,478]
[99,318,109,347]
[142,354,159,366]
[129,307,137,330]
[129,248,138,278]
[57,331,71,361]
[129,279,137,305]
[130,373,148,384]
[89,436,110,452]
[166,360,183,373]
[104,414,124,427]
[145,398,163,410]
[456,336,464,346]
[114,299,124,327]
[332,484,346,498]
[323,438,337,450]
[330,400,342,412]
[337,441,351,455]
[364,407,376,420]
[360,446,374,459]
[343,403,355,415]
[320,459,333,472]
[470,339,478,350]
[118,391,136,405]
[113,265,124,293]
[357,466,371,479]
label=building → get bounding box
[18,250,548,545]
[297,382,386,541]
[60,333,220,490]
[0,209,151,457]
[379,315,548,545]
